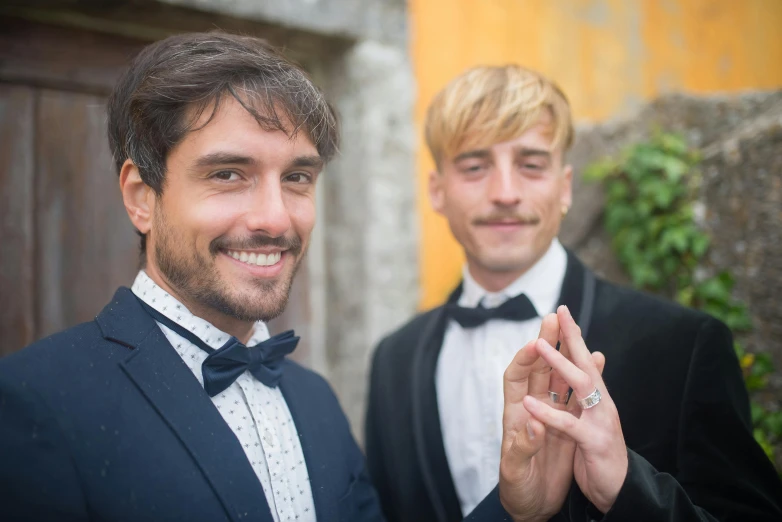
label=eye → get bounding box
[460,162,487,175]
[284,172,313,184]
[211,170,241,181]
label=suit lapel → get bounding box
[278,366,335,521]
[96,288,274,522]
[558,250,597,339]
[411,306,463,522]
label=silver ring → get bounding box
[576,388,602,409]
[548,390,571,404]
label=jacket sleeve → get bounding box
[588,317,782,522]
[0,369,89,522]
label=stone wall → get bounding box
[561,91,782,397]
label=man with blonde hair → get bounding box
[365,65,782,521]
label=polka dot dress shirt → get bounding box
[132,271,316,522]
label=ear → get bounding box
[119,159,154,237]
[560,164,573,209]
[428,169,445,215]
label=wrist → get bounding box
[594,449,630,514]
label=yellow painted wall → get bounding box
[411,0,782,309]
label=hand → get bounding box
[499,314,576,522]
[522,305,626,514]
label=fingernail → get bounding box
[562,305,572,319]
[526,421,535,440]
[536,339,552,351]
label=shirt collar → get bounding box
[131,270,270,349]
[458,238,568,316]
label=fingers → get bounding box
[538,312,559,349]
[557,306,602,383]
[528,314,559,396]
[523,395,586,444]
[501,418,546,476]
[592,351,606,375]
[534,339,595,401]
[504,340,540,404]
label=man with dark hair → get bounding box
[0,32,374,522]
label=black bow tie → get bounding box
[138,299,298,396]
[446,292,538,328]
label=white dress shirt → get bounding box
[435,239,568,516]
[132,271,316,522]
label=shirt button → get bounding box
[263,429,274,447]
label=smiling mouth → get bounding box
[224,249,282,267]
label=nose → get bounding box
[244,177,292,238]
[487,162,521,207]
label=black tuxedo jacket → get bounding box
[365,252,782,522]
[0,288,383,522]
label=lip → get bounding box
[221,250,287,277]
[477,221,536,229]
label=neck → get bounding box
[466,246,551,293]
[466,264,528,293]
[142,265,256,345]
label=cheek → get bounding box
[285,194,316,238]
[179,196,242,244]
[443,182,482,219]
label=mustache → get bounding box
[210,234,303,256]
[472,211,540,226]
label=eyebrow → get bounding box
[193,152,256,169]
[192,152,324,171]
[290,154,324,170]
[514,147,551,159]
[453,149,491,162]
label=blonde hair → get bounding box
[425,65,574,166]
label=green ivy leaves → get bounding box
[587,132,780,467]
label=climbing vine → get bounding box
[584,132,781,468]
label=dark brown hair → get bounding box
[107,31,339,254]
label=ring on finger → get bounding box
[548,389,571,404]
[576,387,602,409]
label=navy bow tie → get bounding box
[138,299,299,396]
[447,293,538,328]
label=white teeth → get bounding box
[227,250,282,267]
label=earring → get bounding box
[561,204,569,217]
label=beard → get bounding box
[152,208,304,323]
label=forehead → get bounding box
[179,96,318,158]
[453,110,557,160]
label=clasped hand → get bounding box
[499,306,628,521]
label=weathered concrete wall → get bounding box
[317,41,418,440]
[562,91,782,397]
[159,0,407,45]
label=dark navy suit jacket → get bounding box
[0,288,384,522]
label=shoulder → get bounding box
[595,278,712,325]
[591,278,730,350]
[372,307,443,363]
[0,321,106,384]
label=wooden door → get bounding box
[0,17,146,356]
